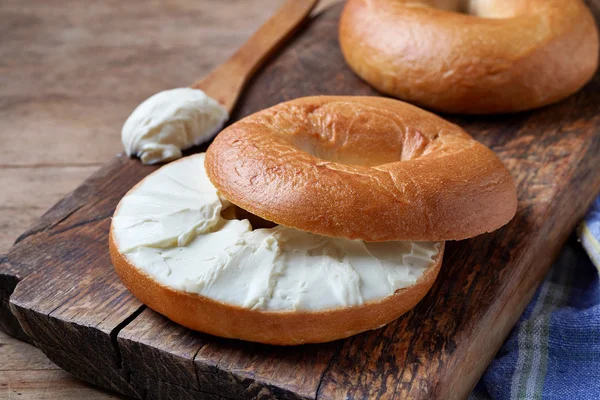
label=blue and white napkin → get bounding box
[471,195,600,400]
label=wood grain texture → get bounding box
[0,167,100,254]
[0,0,305,167]
[1,1,599,400]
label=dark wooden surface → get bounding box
[2,2,600,399]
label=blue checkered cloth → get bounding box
[471,195,600,399]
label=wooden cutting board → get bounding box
[1,2,599,399]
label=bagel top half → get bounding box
[205,96,517,242]
[339,0,599,114]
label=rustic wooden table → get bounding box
[0,0,337,398]
[3,1,599,398]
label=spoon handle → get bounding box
[191,0,319,114]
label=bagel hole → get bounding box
[292,137,395,166]
[408,0,511,18]
[289,128,431,167]
[221,203,277,230]
[423,0,469,13]
[268,102,436,167]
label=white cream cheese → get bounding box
[121,88,229,165]
[111,154,442,311]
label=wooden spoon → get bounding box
[191,0,319,114]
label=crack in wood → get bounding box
[25,337,141,398]
[48,213,112,237]
[110,305,146,370]
[13,204,85,246]
[46,301,78,322]
[191,343,210,395]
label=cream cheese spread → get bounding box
[111,154,442,311]
[121,88,229,165]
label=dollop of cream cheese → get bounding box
[121,88,229,165]
[111,154,442,311]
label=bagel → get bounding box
[110,153,445,345]
[110,234,444,345]
[339,0,599,114]
[205,96,517,242]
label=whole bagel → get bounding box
[339,0,599,114]
[205,96,517,242]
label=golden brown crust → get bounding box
[205,96,517,242]
[109,230,444,345]
[339,0,599,114]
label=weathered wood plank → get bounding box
[1,1,599,400]
[118,309,205,393]
[0,158,146,344]
[6,157,151,397]
[192,337,337,399]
